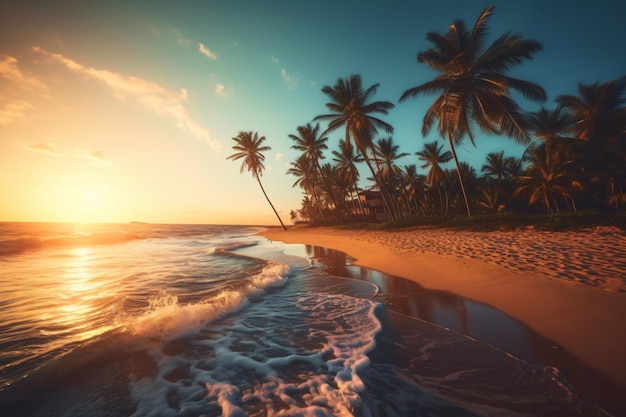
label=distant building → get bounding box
[356,190,389,222]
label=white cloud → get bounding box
[19,142,62,156]
[271,56,279,64]
[0,100,32,125]
[32,46,220,150]
[281,68,298,90]
[199,43,217,60]
[0,55,47,90]
[77,149,112,166]
[170,28,191,46]
[275,153,283,161]
[215,83,233,98]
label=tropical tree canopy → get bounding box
[400,4,547,145]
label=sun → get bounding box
[83,191,98,203]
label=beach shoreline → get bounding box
[258,225,626,411]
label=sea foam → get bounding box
[129,261,291,341]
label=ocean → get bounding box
[0,222,612,416]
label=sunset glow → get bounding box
[1,1,623,225]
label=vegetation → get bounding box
[230,5,625,229]
[227,131,287,231]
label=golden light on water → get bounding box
[49,246,116,340]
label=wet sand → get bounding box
[259,225,626,415]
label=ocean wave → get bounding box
[0,231,141,256]
[129,291,383,417]
[128,261,291,341]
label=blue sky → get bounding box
[1,0,624,224]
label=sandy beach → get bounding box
[259,226,626,398]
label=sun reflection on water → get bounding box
[54,246,116,341]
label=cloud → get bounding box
[0,100,33,125]
[275,153,283,161]
[281,68,298,90]
[271,56,279,64]
[170,28,191,46]
[215,83,233,98]
[78,149,112,166]
[32,46,220,149]
[0,55,47,90]
[20,142,62,156]
[199,43,217,60]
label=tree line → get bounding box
[228,5,626,228]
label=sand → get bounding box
[259,225,626,393]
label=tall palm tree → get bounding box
[556,76,626,208]
[227,131,287,230]
[315,74,398,220]
[289,123,342,221]
[399,5,547,216]
[528,107,573,153]
[401,164,427,216]
[417,141,453,216]
[287,156,326,222]
[556,76,626,145]
[332,139,366,219]
[375,137,409,219]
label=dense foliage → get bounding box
[234,6,626,228]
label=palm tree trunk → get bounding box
[413,193,420,216]
[443,182,450,217]
[438,188,444,217]
[256,175,287,231]
[350,182,368,222]
[447,135,472,216]
[310,188,327,223]
[370,152,400,221]
[314,160,344,224]
[360,149,397,222]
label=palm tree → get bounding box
[399,5,547,216]
[417,141,453,216]
[289,123,342,221]
[401,164,427,216]
[515,144,581,214]
[556,76,626,208]
[332,139,366,219]
[375,137,410,218]
[315,74,398,220]
[227,131,287,230]
[481,151,513,183]
[556,76,626,145]
[528,107,573,154]
[287,156,326,222]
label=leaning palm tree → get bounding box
[399,5,547,216]
[227,131,287,230]
[315,74,398,220]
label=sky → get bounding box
[1,0,625,225]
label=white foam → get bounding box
[205,383,247,417]
[128,261,291,341]
[203,294,382,416]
